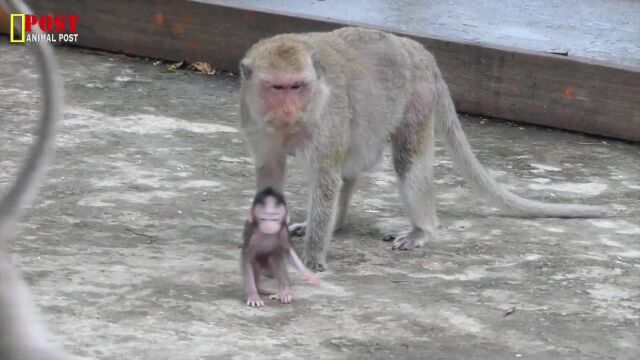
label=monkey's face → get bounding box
[254,196,287,235]
[240,40,320,129]
[259,76,310,127]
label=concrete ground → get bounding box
[1,43,639,360]
[217,0,640,67]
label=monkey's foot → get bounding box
[246,294,265,308]
[288,221,307,237]
[384,229,429,250]
[334,217,348,232]
[269,288,293,304]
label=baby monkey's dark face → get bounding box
[254,196,287,235]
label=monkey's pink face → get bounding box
[254,196,287,235]
[259,76,309,126]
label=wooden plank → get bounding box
[2,0,638,141]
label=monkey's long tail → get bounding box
[0,3,69,359]
[0,0,63,242]
[432,70,612,218]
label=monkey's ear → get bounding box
[310,52,324,79]
[239,58,253,80]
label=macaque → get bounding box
[238,27,612,271]
[241,187,319,308]
[0,0,69,358]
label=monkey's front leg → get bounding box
[288,248,320,286]
[303,171,342,272]
[242,256,264,307]
[254,142,287,192]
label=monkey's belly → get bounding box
[342,146,385,177]
[256,255,272,271]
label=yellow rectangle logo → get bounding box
[9,13,26,43]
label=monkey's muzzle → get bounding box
[258,218,282,234]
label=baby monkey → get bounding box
[241,187,319,307]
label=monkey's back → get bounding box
[324,27,439,105]
[314,27,439,173]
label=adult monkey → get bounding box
[239,27,612,271]
[0,0,69,358]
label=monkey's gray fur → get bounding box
[0,0,69,358]
[240,27,612,271]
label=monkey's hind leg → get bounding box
[335,177,358,231]
[268,255,293,304]
[386,104,438,250]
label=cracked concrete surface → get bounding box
[1,43,639,359]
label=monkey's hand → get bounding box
[246,293,265,308]
[304,271,320,287]
[288,221,307,237]
[303,253,327,272]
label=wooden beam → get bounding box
[2,0,638,141]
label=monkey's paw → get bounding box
[304,271,321,287]
[288,221,307,237]
[384,230,429,250]
[303,254,327,272]
[273,288,293,304]
[246,294,265,308]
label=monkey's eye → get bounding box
[271,85,286,90]
[289,83,304,90]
